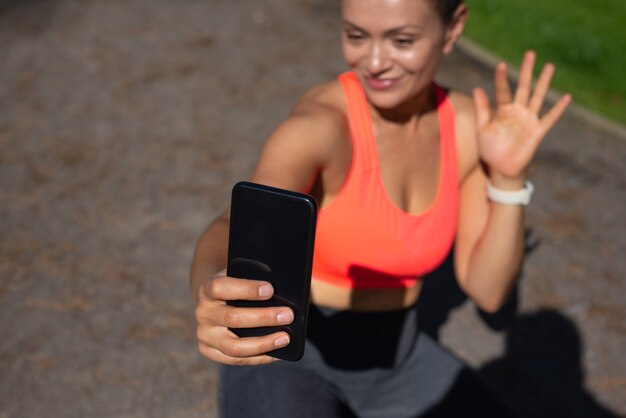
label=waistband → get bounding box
[305,303,419,370]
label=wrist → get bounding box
[487,172,526,191]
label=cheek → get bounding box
[395,42,442,73]
[395,50,422,71]
[342,44,362,68]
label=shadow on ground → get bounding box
[418,249,619,418]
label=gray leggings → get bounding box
[219,304,517,418]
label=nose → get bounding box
[366,42,390,75]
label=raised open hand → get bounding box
[473,51,572,181]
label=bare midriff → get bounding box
[310,278,423,312]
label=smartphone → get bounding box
[226,181,317,361]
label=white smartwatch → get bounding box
[486,181,534,206]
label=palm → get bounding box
[478,103,542,178]
[473,52,571,180]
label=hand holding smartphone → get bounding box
[226,181,317,361]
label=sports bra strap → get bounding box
[339,72,378,171]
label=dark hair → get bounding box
[432,0,463,24]
[339,0,464,26]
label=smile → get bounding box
[364,76,401,91]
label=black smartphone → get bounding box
[226,181,318,361]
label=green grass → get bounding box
[463,0,626,124]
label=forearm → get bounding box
[460,176,527,312]
[189,210,230,306]
[462,204,525,312]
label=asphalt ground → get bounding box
[0,1,624,417]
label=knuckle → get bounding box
[204,279,221,299]
[195,302,218,323]
[196,326,210,344]
[216,336,235,355]
[223,341,244,358]
[229,356,247,366]
[224,309,241,328]
[198,343,213,360]
[194,304,207,321]
[264,309,278,325]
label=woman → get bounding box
[190,0,571,416]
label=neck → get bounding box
[370,84,437,128]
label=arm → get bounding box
[454,51,571,313]
[454,166,526,312]
[189,108,326,306]
[190,95,344,365]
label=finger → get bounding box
[538,93,572,136]
[198,343,281,366]
[212,304,295,329]
[494,62,513,105]
[514,51,536,105]
[216,330,291,358]
[203,276,274,302]
[472,87,491,129]
[529,63,555,114]
[198,330,290,364]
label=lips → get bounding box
[363,75,400,91]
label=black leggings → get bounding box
[219,304,517,418]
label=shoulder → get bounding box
[289,79,347,135]
[251,78,350,192]
[446,90,475,132]
[445,89,480,183]
[268,79,348,159]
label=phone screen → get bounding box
[226,181,317,361]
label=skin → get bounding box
[190,0,572,366]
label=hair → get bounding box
[433,0,464,24]
[340,0,465,25]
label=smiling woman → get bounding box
[340,0,464,111]
[189,0,571,416]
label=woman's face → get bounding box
[341,0,462,110]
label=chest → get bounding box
[372,117,442,215]
[317,120,442,216]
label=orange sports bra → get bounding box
[311,72,459,289]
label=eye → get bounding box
[344,31,366,44]
[393,37,415,48]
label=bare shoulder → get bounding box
[447,90,475,125]
[290,79,346,133]
[272,79,347,158]
[447,89,480,182]
[251,78,350,192]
